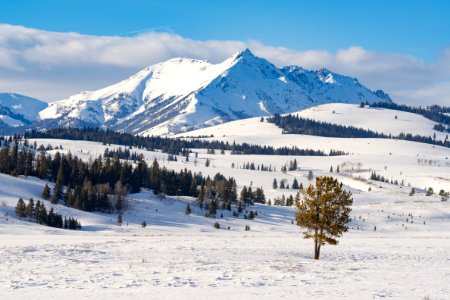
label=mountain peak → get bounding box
[38,51,392,135]
[233,48,257,61]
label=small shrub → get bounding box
[141,221,147,228]
[214,222,220,229]
[245,225,250,231]
[185,204,191,215]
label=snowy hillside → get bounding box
[0,93,47,127]
[39,49,391,135]
[293,103,447,141]
[1,135,450,298]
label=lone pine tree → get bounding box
[42,183,51,200]
[15,198,26,218]
[296,176,353,260]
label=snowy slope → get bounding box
[293,103,447,141]
[39,49,391,135]
[0,93,47,126]
[1,151,450,299]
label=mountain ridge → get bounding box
[0,93,48,130]
[38,49,392,135]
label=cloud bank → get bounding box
[0,24,449,106]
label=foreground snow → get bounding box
[1,171,449,299]
[1,115,449,299]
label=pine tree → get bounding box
[272,178,278,189]
[34,200,41,221]
[307,170,314,181]
[25,198,35,219]
[38,202,47,225]
[296,177,353,260]
[185,204,192,215]
[150,159,161,193]
[205,199,217,218]
[240,186,248,203]
[42,183,51,200]
[117,213,123,225]
[253,187,266,204]
[15,198,26,218]
[292,178,299,190]
[197,183,205,209]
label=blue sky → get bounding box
[0,1,449,105]
[1,0,448,60]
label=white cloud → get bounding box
[0,23,449,106]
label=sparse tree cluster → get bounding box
[15,198,81,229]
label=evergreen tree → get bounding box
[296,176,353,260]
[286,195,294,206]
[51,170,63,204]
[197,183,205,209]
[307,170,314,181]
[34,200,41,221]
[205,199,217,218]
[15,198,26,218]
[42,183,51,200]
[253,187,266,204]
[150,159,160,193]
[38,202,47,224]
[272,178,278,189]
[240,186,248,203]
[25,198,35,218]
[185,204,192,215]
[292,178,299,190]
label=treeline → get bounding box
[15,198,81,229]
[433,123,450,133]
[0,139,233,213]
[104,147,143,161]
[235,162,275,172]
[268,114,450,148]
[367,101,450,125]
[24,127,345,156]
[370,171,401,186]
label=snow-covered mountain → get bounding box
[0,93,48,128]
[39,49,392,135]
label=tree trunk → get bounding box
[314,237,320,260]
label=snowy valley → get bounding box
[0,100,449,299]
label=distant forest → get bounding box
[25,127,347,156]
[367,101,450,126]
[268,113,449,148]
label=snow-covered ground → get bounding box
[295,103,447,142]
[1,104,449,299]
[0,170,449,299]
